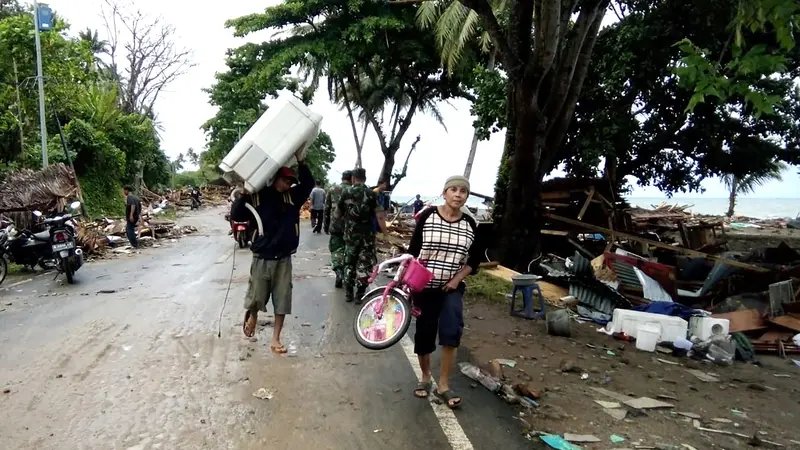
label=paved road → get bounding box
[0,207,531,450]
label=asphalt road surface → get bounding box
[0,207,532,450]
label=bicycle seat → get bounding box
[32,230,51,241]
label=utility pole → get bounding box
[33,1,49,167]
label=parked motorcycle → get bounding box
[40,201,84,284]
[0,201,84,284]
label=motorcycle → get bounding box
[224,213,257,249]
[41,201,84,284]
[0,201,84,284]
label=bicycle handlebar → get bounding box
[368,253,414,284]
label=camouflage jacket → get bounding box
[336,183,383,237]
[323,183,349,234]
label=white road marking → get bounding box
[400,335,474,450]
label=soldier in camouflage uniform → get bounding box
[336,168,387,303]
[323,170,352,288]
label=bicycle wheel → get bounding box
[353,288,412,350]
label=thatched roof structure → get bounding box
[0,163,79,230]
[0,163,78,213]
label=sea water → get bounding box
[390,195,800,220]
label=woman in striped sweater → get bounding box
[408,175,481,409]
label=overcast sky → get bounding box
[43,0,799,199]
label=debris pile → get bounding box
[76,217,197,257]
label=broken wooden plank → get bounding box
[712,309,767,333]
[577,186,595,221]
[686,369,719,383]
[589,387,636,403]
[623,397,675,410]
[545,213,770,272]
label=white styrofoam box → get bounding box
[219,95,323,193]
[611,309,689,343]
[689,316,730,341]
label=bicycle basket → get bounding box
[402,259,434,292]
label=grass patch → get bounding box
[6,262,27,275]
[465,270,513,303]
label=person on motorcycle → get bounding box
[231,149,314,353]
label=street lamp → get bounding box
[232,121,247,141]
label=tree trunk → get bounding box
[726,179,737,218]
[603,154,618,200]
[464,50,498,179]
[379,151,396,190]
[498,81,544,272]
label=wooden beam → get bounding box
[545,212,770,272]
[542,229,569,236]
[577,186,595,221]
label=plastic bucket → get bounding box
[635,324,660,352]
[546,309,571,337]
[402,259,434,292]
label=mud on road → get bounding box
[0,207,532,450]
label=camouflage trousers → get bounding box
[329,233,346,279]
[343,233,377,290]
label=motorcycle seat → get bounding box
[32,230,51,241]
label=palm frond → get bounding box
[735,162,787,194]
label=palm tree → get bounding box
[723,161,787,217]
[78,28,109,71]
[416,0,506,180]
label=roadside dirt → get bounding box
[460,296,800,449]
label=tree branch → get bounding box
[542,1,603,129]
[460,0,515,73]
[542,4,607,171]
[530,0,562,83]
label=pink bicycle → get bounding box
[353,254,434,350]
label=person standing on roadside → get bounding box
[309,180,326,234]
[323,170,352,288]
[413,194,425,214]
[337,168,387,303]
[409,175,480,409]
[231,149,313,354]
[122,185,141,249]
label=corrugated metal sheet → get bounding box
[569,279,632,315]
[610,259,642,290]
[571,251,592,276]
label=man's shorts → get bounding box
[245,256,293,315]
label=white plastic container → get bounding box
[636,324,660,352]
[689,316,730,341]
[219,95,323,193]
[610,309,688,343]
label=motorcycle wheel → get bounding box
[238,232,247,249]
[63,259,74,284]
[0,257,7,285]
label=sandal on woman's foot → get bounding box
[270,344,287,354]
[243,311,257,337]
[414,381,432,398]
[434,389,462,409]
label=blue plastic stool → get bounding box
[510,282,546,320]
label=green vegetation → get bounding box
[0,1,182,218]
[465,270,512,303]
[203,0,478,189]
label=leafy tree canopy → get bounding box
[204,0,477,188]
[564,0,800,193]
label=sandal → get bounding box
[243,311,257,337]
[414,381,432,398]
[434,389,462,409]
[270,344,288,354]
